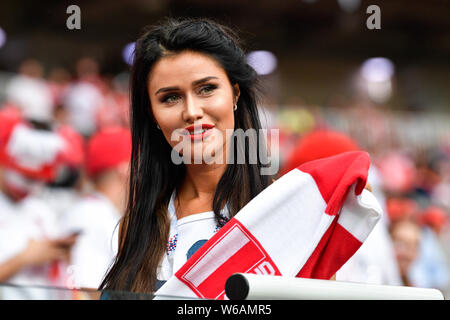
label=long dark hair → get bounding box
[100,17,273,293]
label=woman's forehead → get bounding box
[147,51,227,91]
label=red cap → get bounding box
[281,130,359,175]
[386,197,419,222]
[417,206,447,231]
[86,127,132,178]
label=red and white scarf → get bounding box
[156,151,382,299]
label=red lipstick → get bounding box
[184,124,214,141]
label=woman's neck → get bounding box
[175,162,227,218]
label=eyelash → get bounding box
[199,84,217,94]
[160,84,218,103]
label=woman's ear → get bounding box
[232,83,240,104]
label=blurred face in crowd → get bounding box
[147,50,240,163]
[390,219,421,277]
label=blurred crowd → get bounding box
[275,104,450,297]
[0,57,449,299]
[0,57,131,299]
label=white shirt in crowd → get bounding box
[61,81,104,136]
[0,191,63,299]
[59,192,121,290]
[5,75,54,123]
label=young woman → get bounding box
[100,17,273,293]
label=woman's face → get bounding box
[147,50,239,163]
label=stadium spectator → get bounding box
[59,126,131,289]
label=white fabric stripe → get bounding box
[236,169,333,276]
[338,187,382,242]
[182,226,249,287]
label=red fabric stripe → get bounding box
[298,151,370,215]
[0,107,22,149]
[0,159,55,181]
[296,219,362,279]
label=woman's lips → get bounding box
[183,124,215,141]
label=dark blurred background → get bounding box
[0,0,449,110]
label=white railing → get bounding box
[224,273,444,300]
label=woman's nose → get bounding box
[182,94,204,123]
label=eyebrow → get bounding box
[154,76,219,95]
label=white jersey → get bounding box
[157,191,229,288]
[37,187,81,220]
[59,192,121,290]
[0,192,64,299]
